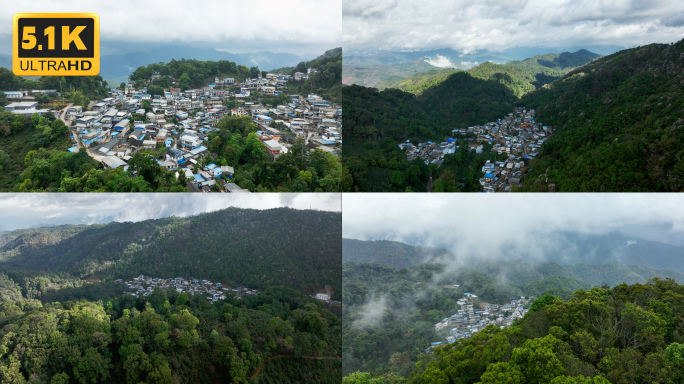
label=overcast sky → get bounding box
[343,194,684,257]
[0,193,341,231]
[344,0,684,55]
[0,0,341,56]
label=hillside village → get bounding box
[116,274,341,306]
[398,107,553,192]
[3,70,341,192]
[427,290,533,353]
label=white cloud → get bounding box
[424,54,456,68]
[0,0,341,54]
[343,0,684,54]
[342,194,684,258]
[0,193,341,231]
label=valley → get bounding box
[342,39,684,192]
[341,232,684,382]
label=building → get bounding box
[262,139,282,158]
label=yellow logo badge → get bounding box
[13,13,100,76]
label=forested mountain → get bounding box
[0,208,342,298]
[521,39,684,191]
[0,286,341,383]
[342,239,451,269]
[380,50,600,96]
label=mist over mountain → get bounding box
[344,230,684,274]
[342,238,451,268]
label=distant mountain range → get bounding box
[343,46,614,88]
[0,45,310,82]
[378,50,601,97]
[344,232,684,278]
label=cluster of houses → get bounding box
[115,274,259,303]
[398,107,553,192]
[427,291,533,352]
[2,70,342,192]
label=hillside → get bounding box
[0,208,342,298]
[405,280,684,384]
[342,238,451,269]
[290,48,342,102]
[521,39,684,191]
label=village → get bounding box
[115,274,341,306]
[2,69,341,192]
[398,107,553,192]
[426,290,533,353]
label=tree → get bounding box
[142,100,152,114]
[179,73,191,91]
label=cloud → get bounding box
[0,0,341,55]
[662,12,684,27]
[342,194,684,260]
[352,296,388,330]
[0,193,341,231]
[343,0,684,55]
[424,54,456,68]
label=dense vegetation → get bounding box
[15,148,187,192]
[0,285,340,383]
[0,208,342,299]
[205,115,348,192]
[128,57,258,92]
[344,49,677,192]
[0,112,71,190]
[342,257,684,381]
[521,40,684,191]
[342,74,516,191]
